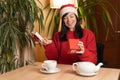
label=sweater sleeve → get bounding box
[78,30,97,64]
[44,32,60,60]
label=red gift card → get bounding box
[33,34,39,41]
[32,32,43,42]
[68,39,80,50]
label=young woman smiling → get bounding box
[39,4,97,65]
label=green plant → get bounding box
[0,0,44,73]
[77,0,119,40]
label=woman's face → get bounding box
[63,12,77,31]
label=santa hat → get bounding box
[60,4,78,17]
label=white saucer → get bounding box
[76,71,97,76]
[40,68,61,74]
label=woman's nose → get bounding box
[67,17,71,22]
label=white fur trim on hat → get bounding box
[60,4,78,17]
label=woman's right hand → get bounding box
[76,41,84,54]
[40,38,52,46]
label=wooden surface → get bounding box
[0,62,120,80]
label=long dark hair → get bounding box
[60,13,83,41]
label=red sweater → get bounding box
[44,29,97,64]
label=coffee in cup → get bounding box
[41,60,57,72]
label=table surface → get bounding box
[0,62,120,80]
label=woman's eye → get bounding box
[63,17,67,20]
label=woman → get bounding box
[40,4,97,65]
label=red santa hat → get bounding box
[60,4,78,17]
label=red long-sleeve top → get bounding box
[44,29,97,64]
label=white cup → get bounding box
[41,60,57,72]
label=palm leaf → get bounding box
[0,0,44,73]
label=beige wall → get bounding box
[33,0,51,62]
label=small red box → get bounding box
[68,39,80,50]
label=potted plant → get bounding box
[0,0,44,73]
[77,0,120,40]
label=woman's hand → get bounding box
[76,41,84,54]
[40,38,52,46]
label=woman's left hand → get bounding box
[76,41,84,54]
[39,38,52,46]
